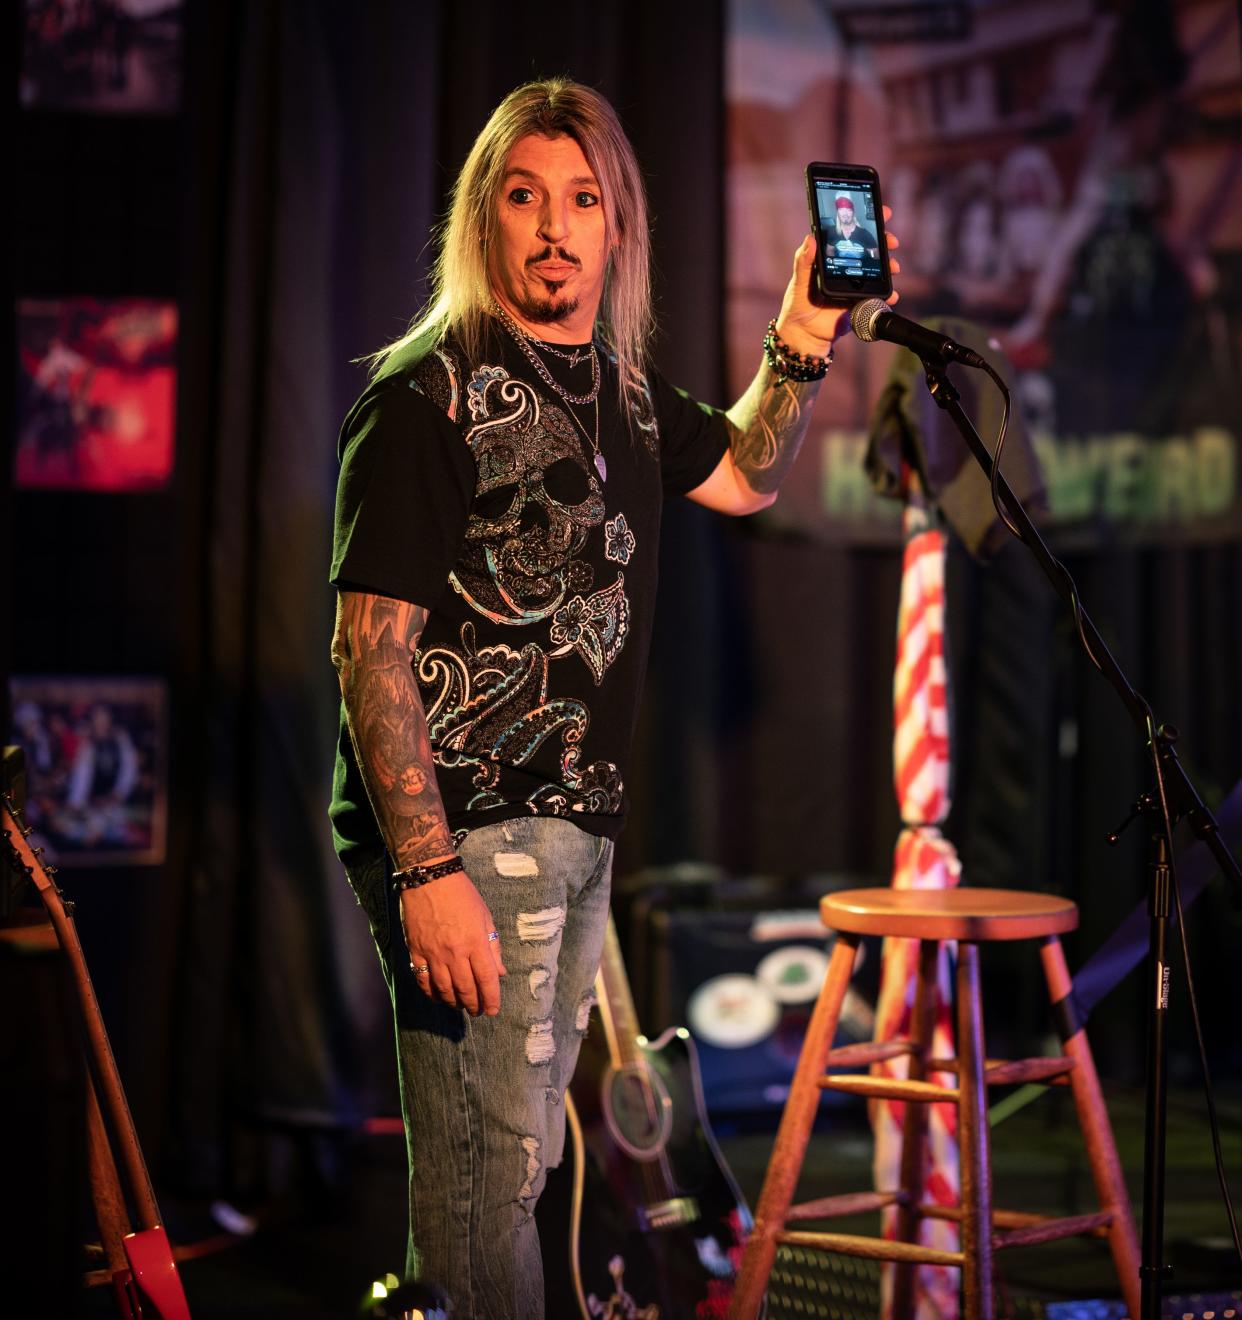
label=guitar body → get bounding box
[123,1225,192,1318]
[542,957,757,1319]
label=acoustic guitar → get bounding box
[542,913,759,1319]
[2,793,192,1319]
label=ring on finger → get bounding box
[487,930,499,943]
[411,961,430,976]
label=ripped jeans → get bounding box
[344,815,614,1320]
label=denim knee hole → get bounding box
[493,850,539,877]
[525,1018,556,1066]
[575,988,597,1034]
[518,1135,541,1205]
[515,905,565,943]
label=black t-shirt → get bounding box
[329,324,729,862]
[830,222,879,255]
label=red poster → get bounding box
[16,297,178,493]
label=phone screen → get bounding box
[806,163,891,303]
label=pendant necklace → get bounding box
[565,396,605,483]
[494,302,607,482]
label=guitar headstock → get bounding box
[2,792,56,894]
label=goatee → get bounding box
[512,288,580,325]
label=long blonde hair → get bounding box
[368,78,654,414]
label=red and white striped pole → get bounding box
[872,476,962,1318]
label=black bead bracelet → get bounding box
[393,855,465,893]
[764,319,833,384]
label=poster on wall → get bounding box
[8,677,168,867]
[15,297,178,492]
[727,0,1242,546]
[20,0,184,114]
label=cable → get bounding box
[978,361,1109,676]
[979,361,1020,541]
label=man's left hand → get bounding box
[774,208,901,358]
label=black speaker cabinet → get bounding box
[626,871,878,1117]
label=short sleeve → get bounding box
[646,365,731,498]
[330,376,477,607]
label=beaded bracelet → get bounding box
[763,319,833,384]
[393,855,465,893]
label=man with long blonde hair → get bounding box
[329,77,893,1318]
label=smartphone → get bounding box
[805,162,892,305]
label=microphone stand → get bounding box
[916,352,1241,1319]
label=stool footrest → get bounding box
[917,1202,1113,1239]
[786,1190,904,1222]
[821,1074,958,1103]
[986,1056,1075,1086]
[994,1210,1113,1249]
[775,1228,963,1267]
[824,1040,915,1068]
[923,1055,1077,1086]
[781,1194,1109,1243]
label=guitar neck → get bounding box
[594,915,645,1072]
[3,797,196,1318]
[1,801,160,1226]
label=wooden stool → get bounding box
[728,888,1140,1320]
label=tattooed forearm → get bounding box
[724,362,824,496]
[332,591,456,868]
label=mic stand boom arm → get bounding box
[917,352,1240,1320]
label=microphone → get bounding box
[849,299,987,369]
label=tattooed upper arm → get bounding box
[333,591,455,868]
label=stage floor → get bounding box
[83,1085,1240,1317]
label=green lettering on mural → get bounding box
[1194,427,1234,517]
[1034,430,1237,525]
[820,431,899,519]
[1103,434,1146,520]
[1032,432,1097,520]
[819,429,1237,534]
[1154,437,1196,519]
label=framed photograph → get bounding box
[20,0,184,115]
[15,297,178,492]
[8,676,168,867]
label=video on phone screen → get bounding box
[814,179,882,278]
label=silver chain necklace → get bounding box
[494,304,607,481]
[493,302,601,405]
[528,337,593,369]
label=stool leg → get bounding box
[1040,936,1141,1319]
[890,938,940,1319]
[728,933,860,1320]
[957,941,993,1320]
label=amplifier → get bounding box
[628,873,878,1116]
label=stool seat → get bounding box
[821,887,1078,941]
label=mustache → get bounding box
[526,246,580,269]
